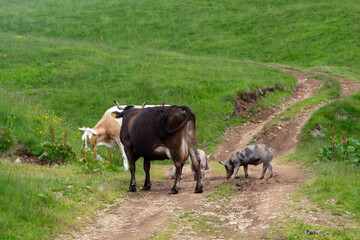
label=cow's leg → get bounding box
[142,159,152,190]
[243,164,249,178]
[170,160,182,194]
[189,148,203,193]
[175,162,184,190]
[125,150,137,192]
[171,166,176,179]
[260,163,268,179]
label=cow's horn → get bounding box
[141,101,149,108]
[113,100,125,110]
[218,161,225,166]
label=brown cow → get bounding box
[112,104,203,194]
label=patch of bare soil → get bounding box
[59,69,360,240]
[4,146,61,166]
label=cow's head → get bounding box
[218,160,234,179]
[78,127,98,150]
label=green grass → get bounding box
[1,0,359,78]
[267,218,359,240]
[0,160,116,239]
[0,0,360,239]
[206,184,236,202]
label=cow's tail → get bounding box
[186,113,203,193]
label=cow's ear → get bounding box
[78,127,86,131]
[111,111,124,118]
[124,105,134,110]
[218,161,225,166]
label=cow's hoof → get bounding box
[169,188,178,194]
[128,185,137,192]
[194,187,203,194]
[142,185,151,191]
[260,176,264,180]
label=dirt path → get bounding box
[63,69,360,240]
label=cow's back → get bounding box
[121,106,195,160]
[130,108,164,155]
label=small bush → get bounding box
[317,128,360,165]
[39,123,74,164]
[0,128,15,154]
[78,148,121,173]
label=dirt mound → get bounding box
[234,86,284,117]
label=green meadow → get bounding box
[0,0,359,239]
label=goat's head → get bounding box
[78,127,98,150]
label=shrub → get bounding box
[317,128,360,165]
[39,123,74,164]
[78,147,121,173]
[0,128,14,154]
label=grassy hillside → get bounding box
[1,0,359,78]
[0,0,360,239]
[0,32,296,154]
